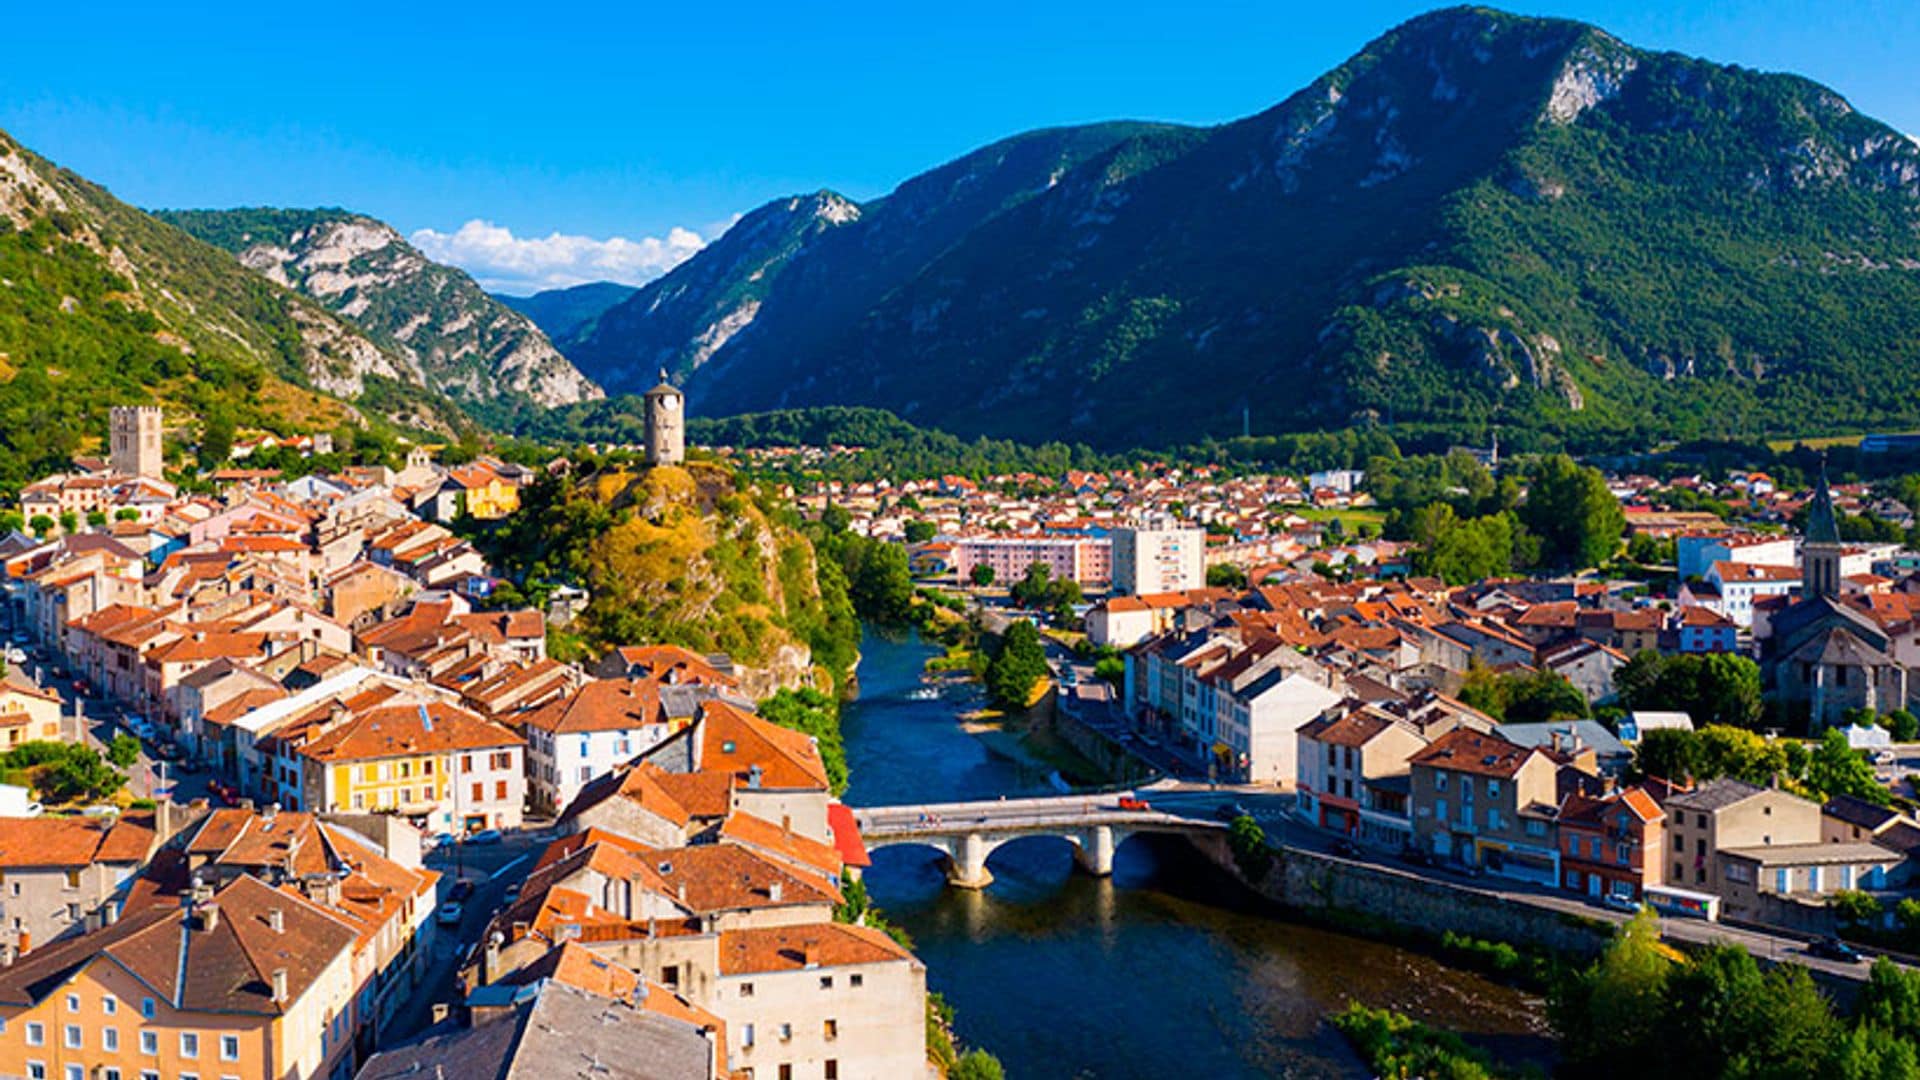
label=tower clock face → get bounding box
[664,396,680,412]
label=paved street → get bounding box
[380,826,552,1048]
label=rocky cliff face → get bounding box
[158,208,603,426]
[0,127,466,484]
[567,6,1920,451]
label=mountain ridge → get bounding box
[156,206,603,427]
[568,5,1920,452]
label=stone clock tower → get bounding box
[643,369,685,466]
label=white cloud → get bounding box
[410,218,710,295]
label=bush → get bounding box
[1228,814,1274,884]
[107,733,141,768]
[1330,1003,1501,1080]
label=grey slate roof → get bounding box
[357,981,714,1080]
[1666,777,1767,813]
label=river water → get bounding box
[840,628,1550,1079]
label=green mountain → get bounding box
[157,208,602,427]
[564,122,1190,397]
[494,281,637,348]
[574,7,1920,452]
[0,128,463,492]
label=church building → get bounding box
[1761,466,1919,727]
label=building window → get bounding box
[825,1062,838,1080]
[181,1031,199,1058]
[824,1018,838,1040]
[1776,869,1790,894]
[819,976,833,990]
[741,1023,754,1047]
[778,1023,792,1042]
[740,982,754,998]
[24,1063,42,1080]
[103,995,117,1015]
[26,1021,43,1045]
[64,994,78,1012]
[221,1034,239,1061]
[849,974,863,988]
[779,1066,792,1080]
[496,780,508,800]
[142,997,156,1019]
[141,1030,158,1054]
[63,1024,81,1048]
[104,1027,118,1051]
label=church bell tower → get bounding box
[644,370,685,466]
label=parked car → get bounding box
[1808,937,1864,963]
[1116,796,1150,811]
[3,647,24,665]
[436,900,464,927]
[1874,750,1898,766]
[448,880,476,902]
[1602,893,1642,914]
[467,829,504,846]
[1328,837,1360,857]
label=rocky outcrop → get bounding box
[159,209,602,423]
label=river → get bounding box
[839,628,1551,1079]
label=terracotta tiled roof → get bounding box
[698,701,829,790]
[520,678,670,734]
[1409,727,1538,779]
[297,700,521,762]
[0,815,154,868]
[718,813,843,880]
[717,922,913,976]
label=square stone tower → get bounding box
[109,405,165,479]
[644,370,685,466]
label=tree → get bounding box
[1551,908,1671,1073]
[849,541,915,625]
[1806,728,1889,805]
[1502,669,1590,724]
[113,507,140,522]
[1696,725,1791,786]
[1206,562,1248,589]
[1884,709,1919,743]
[969,564,994,588]
[1520,454,1625,569]
[950,1050,1006,1080]
[1833,890,1886,931]
[1093,656,1125,686]
[759,688,848,795]
[1857,958,1920,1037]
[1010,562,1054,609]
[57,511,76,535]
[106,733,141,768]
[1635,727,1704,783]
[1614,651,1763,729]
[985,620,1050,710]
[198,410,236,469]
[903,520,937,544]
[85,509,106,527]
[28,514,53,538]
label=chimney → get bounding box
[196,902,220,933]
[747,764,763,790]
[768,882,783,903]
[270,968,288,1003]
[802,942,818,969]
[677,883,688,905]
[264,802,278,825]
[268,908,284,933]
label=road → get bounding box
[380,826,552,1047]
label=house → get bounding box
[1538,638,1629,706]
[0,672,64,748]
[1408,728,1567,883]
[1496,720,1629,775]
[1717,842,1907,922]
[1663,778,1824,897]
[518,678,710,815]
[359,977,722,1080]
[0,875,360,1080]
[1295,707,1429,850]
[1557,786,1666,903]
[0,815,157,958]
[286,698,526,832]
[1617,711,1693,743]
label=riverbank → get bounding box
[842,629,1551,1078]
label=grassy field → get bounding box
[1281,505,1389,531]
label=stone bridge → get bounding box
[852,794,1226,889]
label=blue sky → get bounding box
[5,1,1917,293]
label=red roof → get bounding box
[826,802,870,869]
